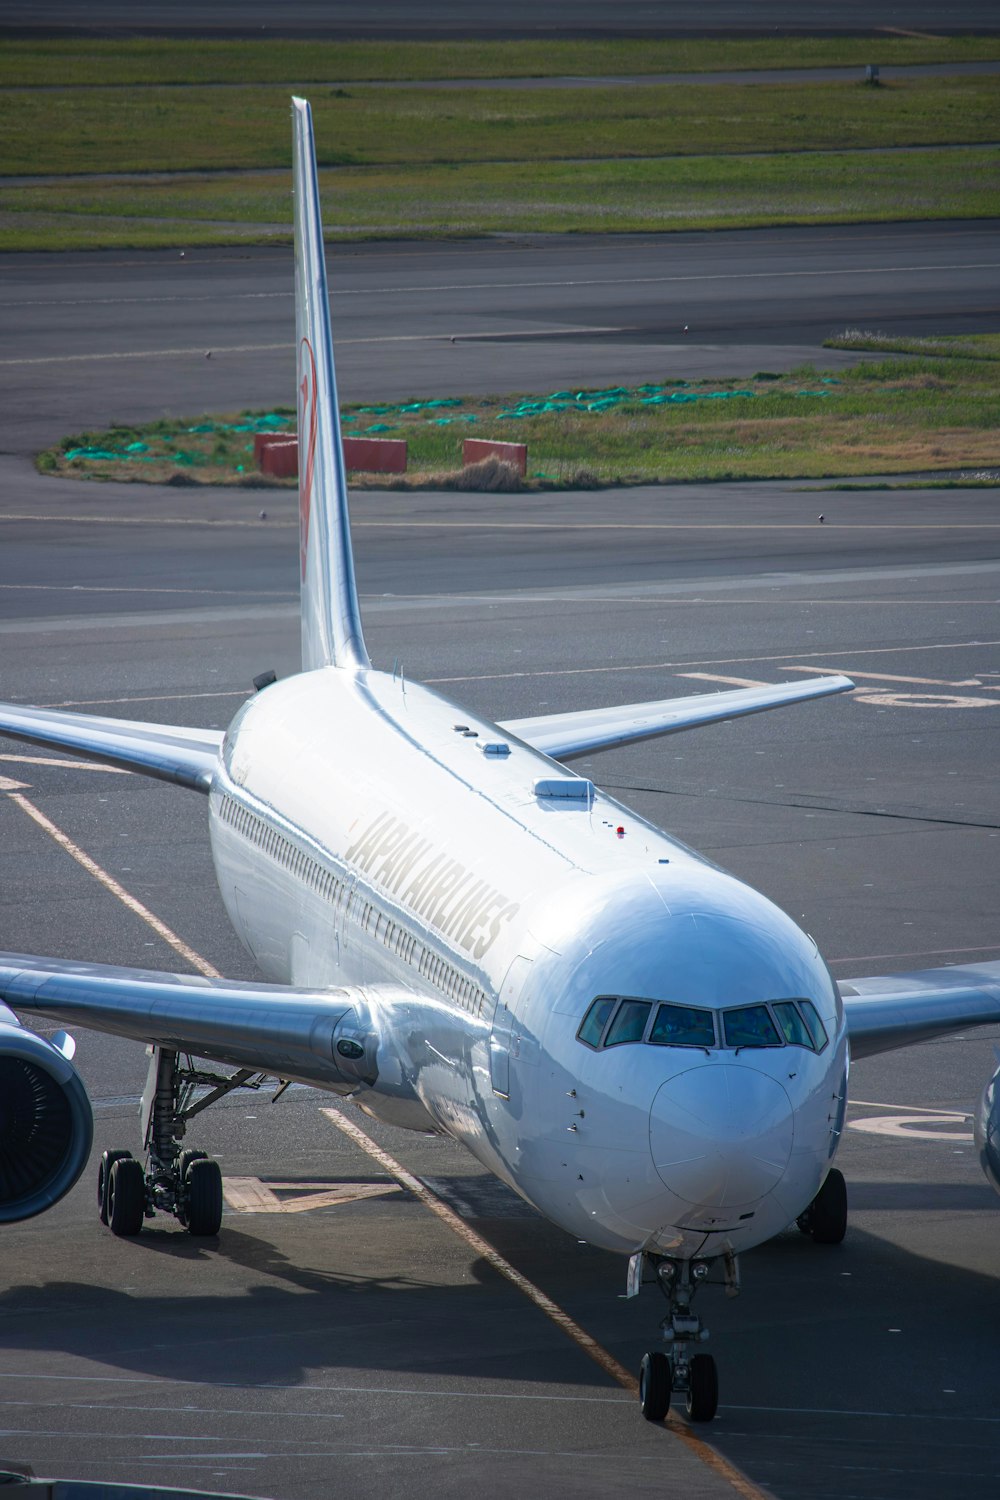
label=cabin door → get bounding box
[490,954,532,1098]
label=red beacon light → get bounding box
[616,825,625,838]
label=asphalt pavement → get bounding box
[0,219,998,1499]
[3,1,999,37]
[2,220,999,453]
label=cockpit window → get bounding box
[577,996,616,1049]
[722,1004,782,1049]
[799,999,829,1052]
[772,1001,814,1049]
[649,1003,716,1049]
[577,994,829,1055]
[604,999,652,1047]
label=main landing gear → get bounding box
[635,1250,740,1424]
[97,1045,269,1238]
[796,1166,848,1244]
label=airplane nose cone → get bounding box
[650,1065,793,1209]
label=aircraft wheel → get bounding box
[810,1167,848,1245]
[184,1158,223,1237]
[97,1149,132,1225]
[639,1350,671,1422]
[177,1148,207,1184]
[686,1354,718,1423]
[107,1156,145,1237]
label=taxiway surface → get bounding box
[0,222,998,1499]
[4,1,999,38]
[3,220,999,454]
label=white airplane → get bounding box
[1,98,998,1425]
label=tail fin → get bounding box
[291,97,370,672]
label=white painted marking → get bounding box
[848,1113,974,1142]
[831,942,1000,964]
[0,342,290,368]
[783,666,1000,690]
[0,326,622,368]
[222,1176,401,1213]
[0,775,30,791]
[677,672,772,689]
[320,1106,765,1498]
[851,690,995,709]
[0,1370,629,1403]
[0,583,291,598]
[7,259,997,314]
[850,1099,975,1117]
[39,692,247,710]
[430,637,1000,686]
[0,752,131,775]
[7,794,221,979]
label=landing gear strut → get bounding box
[634,1250,740,1424]
[97,1045,272,1238]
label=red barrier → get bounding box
[343,437,407,474]
[253,432,291,467]
[257,435,299,479]
[255,433,408,477]
[462,438,527,476]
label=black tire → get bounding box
[107,1157,145,1237]
[810,1167,848,1245]
[184,1157,223,1237]
[97,1149,132,1225]
[177,1148,207,1186]
[639,1350,671,1422]
[686,1353,718,1423]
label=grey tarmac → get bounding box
[2,1,999,38]
[0,218,998,1500]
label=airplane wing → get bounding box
[841,960,1000,1059]
[0,952,395,1087]
[0,701,224,792]
[501,674,853,761]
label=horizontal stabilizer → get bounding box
[502,674,853,761]
[841,961,1000,1059]
[0,701,223,792]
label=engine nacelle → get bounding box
[0,1005,93,1224]
[974,1061,1000,1199]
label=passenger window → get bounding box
[649,1003,715,1049]
[722,1004,782,1048]
[604,999,652,1047]
[773,1001,814,1049]
[799,1000,829,1052]
[577,997,616,1049]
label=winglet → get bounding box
[291,97,370,673]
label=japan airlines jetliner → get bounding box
[1,98,999,1425]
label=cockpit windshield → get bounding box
[577,995,828,1054]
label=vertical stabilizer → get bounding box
[291,97,370,672]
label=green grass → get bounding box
[38,356,1000,488]
[2,35,998,87]
[5,39,998,252]
[3,146,996,251]
[4,76,998,176]
[825,330,1000,360]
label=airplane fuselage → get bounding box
[208,665,849,1261]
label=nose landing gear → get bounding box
[634,1251,739,1424]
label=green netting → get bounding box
[495,384,761,419]
[185,412,290,435]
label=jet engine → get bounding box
[0,1004,93,1223]
[975,1060,1000,1199]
